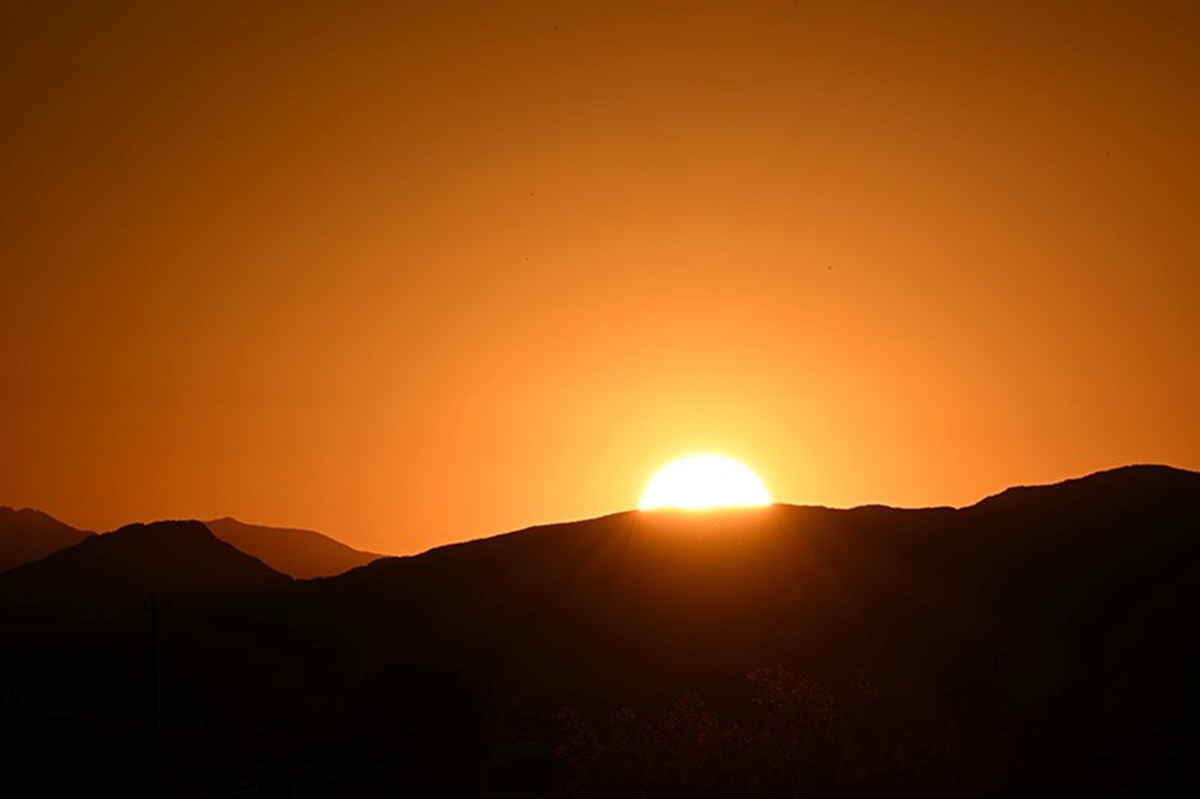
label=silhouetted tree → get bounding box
[559,666,972,799]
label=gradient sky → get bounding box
[2,1,1197,554]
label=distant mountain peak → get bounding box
[203,517,381,579]
[0,505,79,524]
[0,506,93,573]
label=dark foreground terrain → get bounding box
[1,465,1197,797]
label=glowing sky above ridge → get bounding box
[1,1,1197,553]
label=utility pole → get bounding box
[1,673,13,728]
[143,593,171,770]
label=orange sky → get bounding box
[2,1,1197,554]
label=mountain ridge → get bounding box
[349,463,1197,571]
[0,505,93,572]
[0,519,290,608]
[202,516,381,578]
[2,464,1197,796]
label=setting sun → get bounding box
[639,455,772,511]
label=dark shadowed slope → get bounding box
[0,507,92,572]
[0,521,298,797]
[0,520,290,607]
[296,464,1200,689]
[281,464,1200,795]
[204,517,381,578]
[1,466,1196,797]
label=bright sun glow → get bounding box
[639,454,772,511]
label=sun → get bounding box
[639,454,772,511]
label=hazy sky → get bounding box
[2,1,1197,553]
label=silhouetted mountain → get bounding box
[0,520,289,608]
[278,464,1200,796]
[1,465,1196,797]
[203,517,381,578]
[0,506,92,572]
